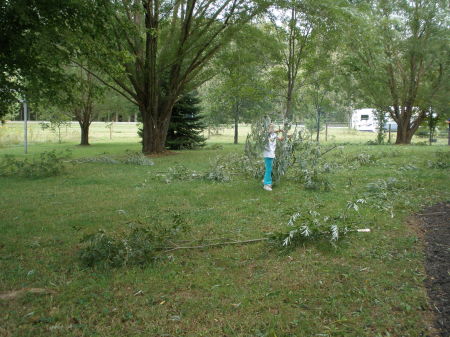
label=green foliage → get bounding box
[268,204,363,249]
[166,93,206,150]
[271,129,302,183]
[304,115,325,136]
[427,151,450,169]
[74,152,154,166]
[122,151,154,166]
[160,164,200,184]
[244,116,272,158]
[358,177,411,218]
[244,117,333,188]
[0,0,106,112]
[73,155,121,164]
[201,24,278,138]
[341,0,449,143]
[353,152,377,166]
[40,117,71,144]
[0,150,71,178]
[203,155,234,183]
[159,157,236,184]
[294,166,332,191]
[79,213,190,268]
[291,139,333,190]
[374,110,388,144]
[244,117,301,184]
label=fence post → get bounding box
[388,124,391,143]
[22,99,28,154]
[325,122,328,142]
[446,119,450,146]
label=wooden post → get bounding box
[325,122,328,142]
[446,120,450,146]
[388,124,391,143]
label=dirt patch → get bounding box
[415,202,450,337]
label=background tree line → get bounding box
[1,0,448,150]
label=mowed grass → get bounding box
[0,135,449,336]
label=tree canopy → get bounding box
[1,0,448,146]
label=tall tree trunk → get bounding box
[395,122,414,144]
[285,86,294,121]
[395,118,415,144]
[234,101,239,144]
[79,121,90,145]
[316,107,321,142]
[140,103,173,153]
[394,106,422,144]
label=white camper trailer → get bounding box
[351,109,377,131]
[351,108,397,132]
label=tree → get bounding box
[342,0,449,144]
[39,109,71,144]
[68,65,105,146]
[267,0,346,125]
[166,92,206,150]
[77,0,269,153]
[268,1,314,122]
[300,28,345,142]
[0,0,103,118]
[28,62,106,146]
[203,24,279,144]
[96,90,138,123]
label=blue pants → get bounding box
[264,157,273,186]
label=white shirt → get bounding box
[263,132,277,158]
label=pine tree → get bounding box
[166,92,206,150]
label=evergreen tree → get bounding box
[166,93,206,150]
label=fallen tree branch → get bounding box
[164,238,269,252]
[164,229,372,252]
[320,145,339,157]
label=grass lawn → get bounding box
[0,133,449,336]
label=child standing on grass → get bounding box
[263,123,284,191]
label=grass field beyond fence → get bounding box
[0,126,449,336]
[1,121,448,148]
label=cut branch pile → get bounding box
[78,207,370,269]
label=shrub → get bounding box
[427,151,450,169]
[79,213,190,268]
[0,150,71,178]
